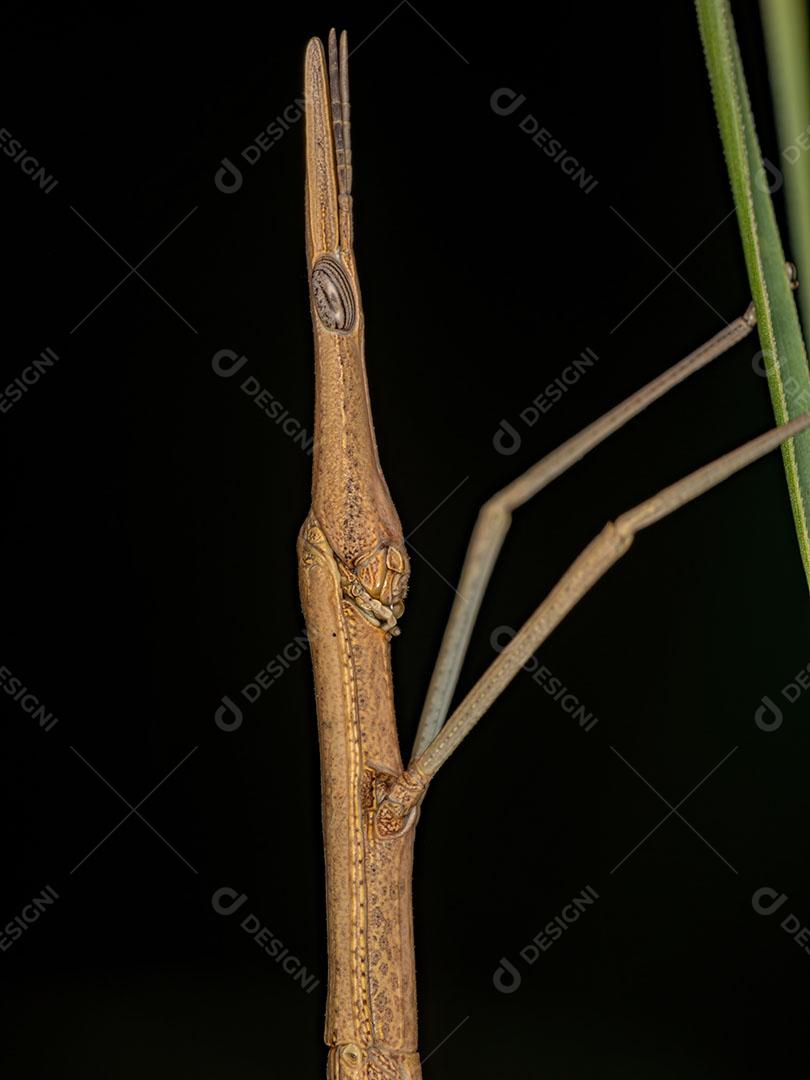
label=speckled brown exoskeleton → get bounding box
[297,28,810,1078]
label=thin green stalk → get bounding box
[696,0,810,592]
[760,0,810,346]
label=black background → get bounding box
[2,2,810,1076]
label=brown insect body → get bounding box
[298,29,423,1079]
[297,25,810,1080]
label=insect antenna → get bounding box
[328,28,352,199]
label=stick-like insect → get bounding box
[297,29,810,1077]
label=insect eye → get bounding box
[311,256,357,332]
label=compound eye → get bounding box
[311,256,356,332]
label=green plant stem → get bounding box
[696,0,810,592]
[760,0,810,345]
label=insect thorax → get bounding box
[338,541,409,637]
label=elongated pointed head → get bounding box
[305,29,354,270]
[303,30,410,636]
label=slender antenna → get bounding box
[340,30,352,196]
[328,28,351,198]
